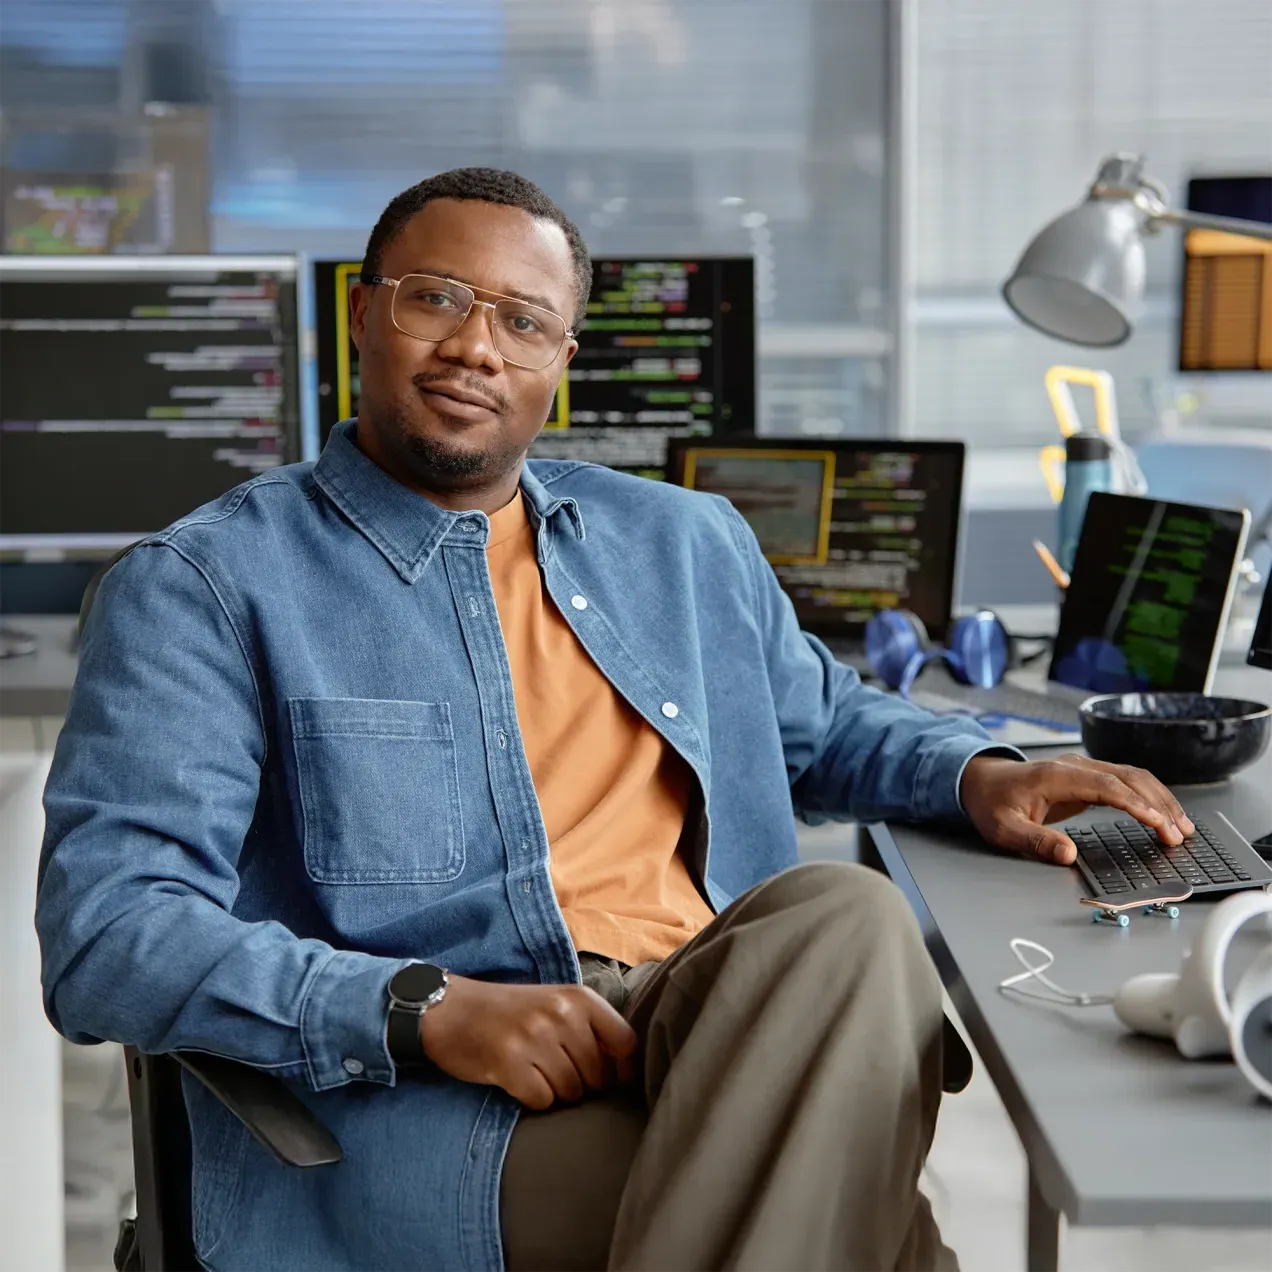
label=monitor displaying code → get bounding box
[1051,493,1248,693]
[1179,175,1272,372]
[531,258,755,478]
[669,439,964,640]
[315,256,755,477]
[0,257,301,555]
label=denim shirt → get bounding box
[38,420,1008,1271]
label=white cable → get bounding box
[998,938,1115,1008]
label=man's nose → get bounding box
[434,302,503,371]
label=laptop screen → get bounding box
[667,439,964,641]
[1050,492,1249,694]
[1250,574,1272,671]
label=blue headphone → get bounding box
[865,608,1014,698]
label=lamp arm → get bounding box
[1153,207,1272,242]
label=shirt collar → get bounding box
[312,419,584,583]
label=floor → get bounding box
[54,822,1272,1270]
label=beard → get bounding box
[376,377,527,492]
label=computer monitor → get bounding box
[0,255,301,557]
[1250,573,1272,671]
[667,438,965,642]
[315,259,573,450]
[1178,175,1272,372]
[315,256,756,478]
[533,257,754,478]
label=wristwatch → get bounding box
[386,963,449,1066]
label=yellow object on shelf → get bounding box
[1038,365,1124,505]
[1043,365,1120,439]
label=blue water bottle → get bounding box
[1058,432,1113,574]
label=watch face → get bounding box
[390,963,446,1007]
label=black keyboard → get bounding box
[1068,815,1272,901]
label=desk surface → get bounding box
[0,615,79,717]
[868,663,1272,1230]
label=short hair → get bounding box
[360,167,591,326]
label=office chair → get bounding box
[77,548,342,1272]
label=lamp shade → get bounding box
[1002,197,1148,347]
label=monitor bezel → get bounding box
[666,435,966,642]
[1249,573,1272,671]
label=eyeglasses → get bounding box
[368,273,573,371]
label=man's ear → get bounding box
[562,337,579,368]
[349,281,371,352]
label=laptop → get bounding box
[664,438,966,670]
[913,492,1252,746]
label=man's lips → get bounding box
[417,382,502,421]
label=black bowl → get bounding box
[1079,693,1272,785]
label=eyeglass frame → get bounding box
[366,273,576,370]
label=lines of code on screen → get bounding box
[528,258,754,478]
[0,269,299,550]
[1052,494,1246,693]
[769,448,962,638]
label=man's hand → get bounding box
[960,753,1194,865]
[418,975,639,1110]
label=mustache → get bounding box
[411,371,509,415]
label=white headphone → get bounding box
[1114,891,1272,1099]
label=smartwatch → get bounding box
[386,963,449,1066]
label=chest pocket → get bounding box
[290,697,464,884]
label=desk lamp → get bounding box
[1002,153,1272,347]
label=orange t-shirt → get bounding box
[485,492,714,965]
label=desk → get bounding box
[0,616,78,718]
[0,618,77,1264]
[865,663,1272,1272]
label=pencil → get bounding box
[1032,540,1070,590]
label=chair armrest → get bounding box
[174,1053,342,1167]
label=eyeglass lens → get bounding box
[390,274,566,369]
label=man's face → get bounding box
[349,198,579,496]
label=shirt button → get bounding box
[342,1057,365,1076]
[522,879,533,894]
[570,594,588,610]
[661,702,679,718]
[497,730,507,749]
[462,519,479,533]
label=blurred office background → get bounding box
[4,0,1268,449]
[2,2,1270,1270]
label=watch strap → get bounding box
[387,1001,428,1066]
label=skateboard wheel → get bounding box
[1167,905,1180,919]
[1117,913,1129,927]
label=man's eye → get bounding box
[420,291,457,308]
[507,312,544,334]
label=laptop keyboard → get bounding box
[1067,816,1271,899]
[914,670,1082,729]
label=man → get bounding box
[37,168,1192,1272]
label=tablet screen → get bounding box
[1050,492,1249,694]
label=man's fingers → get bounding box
[583,991,639,1060]
[535,1045,586,1104]
[1063,759,1187,841]
[998,811,1077,864]
[1043,764,1177,839]
[508,1067,556,1112]
[558,1024,608,1092]
[1112,765,1192,837]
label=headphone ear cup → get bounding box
[865,609,930,689]
[897,648,949,700]
[947,610,1012,687]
